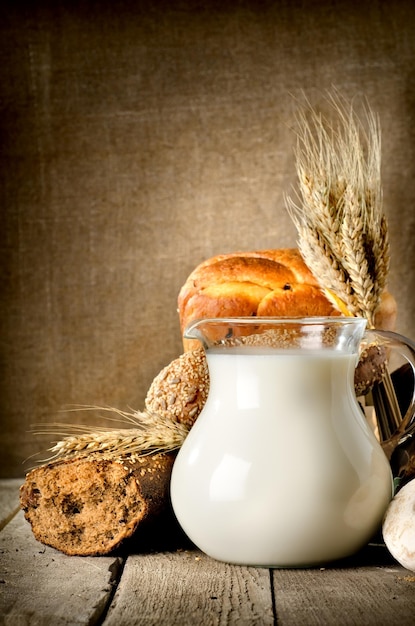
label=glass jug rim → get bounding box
[184,316,368,352]
[184,315,367,337]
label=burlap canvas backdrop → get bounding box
[1,0,415,477]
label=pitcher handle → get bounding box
[364,329,415,460]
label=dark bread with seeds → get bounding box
[354,344,389,397]
[20,453,176,556]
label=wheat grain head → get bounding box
[33,407,190,463]
[286,92,389,326]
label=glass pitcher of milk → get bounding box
[170,316,415,567]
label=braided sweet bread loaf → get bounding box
[178,249,396,351]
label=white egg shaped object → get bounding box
[383,478,415,572]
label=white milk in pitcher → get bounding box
[170,347,393,567]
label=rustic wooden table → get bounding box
[1,478,415,625]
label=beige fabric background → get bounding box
[1,0,415,477]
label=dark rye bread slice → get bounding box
[20,453,176,556]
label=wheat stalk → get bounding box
[286,92,390,327]
[33,406,190,463]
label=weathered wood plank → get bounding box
[0,479,22,529]
[103,549,274,625]
[273,559,415,625]
[3,477,415,626]
[0,509,123,626]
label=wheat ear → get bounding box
[33,407,190,463]
[286,92,389,326]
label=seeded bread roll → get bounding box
[178,248,396,351]
[145,350,209,430]
[354,344,389,397]
[20,453,175,556]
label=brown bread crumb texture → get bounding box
[20,453,175,556]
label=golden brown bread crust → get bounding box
[178,249,342,350]
[178,248,397,351]
[20,453,175,556]
[373,290,397,333]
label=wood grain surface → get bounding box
[273,565,415,625]
[0,483,123,625]
[1,480,415,625]
[104,551,274,625]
